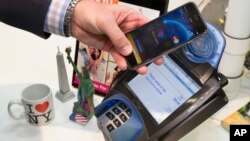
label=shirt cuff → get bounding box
[44,0,72,36]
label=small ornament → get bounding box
[66,47,95,124]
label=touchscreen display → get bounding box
[128,55,201,124]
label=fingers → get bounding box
[136,57,164,75]
[110,49,128,70]
[100,19,132,56]
[110,48,149,74]
[153,56,164,65]
[119,14,149,33]
[136,66,148,75]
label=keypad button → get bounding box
[106,124,115,132]
[118,102,127,110]
[112,107,121,115]
[119,113,128,122]
[125,108,132,117]
[105,112,115,120]
[113,119,121,127]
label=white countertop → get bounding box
[0,83,105,141]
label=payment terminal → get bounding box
[95,23,228,141]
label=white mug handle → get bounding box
[8,99,25,120]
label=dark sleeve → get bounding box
[0,0,52,39]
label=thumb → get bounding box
[102,22,132,56]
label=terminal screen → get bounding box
[128,55,201,124]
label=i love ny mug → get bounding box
[8,84,55,126]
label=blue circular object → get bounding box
[182,22,226,68]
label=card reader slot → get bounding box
[159,88,228,141]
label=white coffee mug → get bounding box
[8,84,55,126]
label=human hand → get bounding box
[71,0,164,74]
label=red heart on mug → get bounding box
[35,101,49,113]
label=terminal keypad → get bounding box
[105,102,131,132]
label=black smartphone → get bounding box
[125,2,208,69]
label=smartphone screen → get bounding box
[126,2,207,68]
